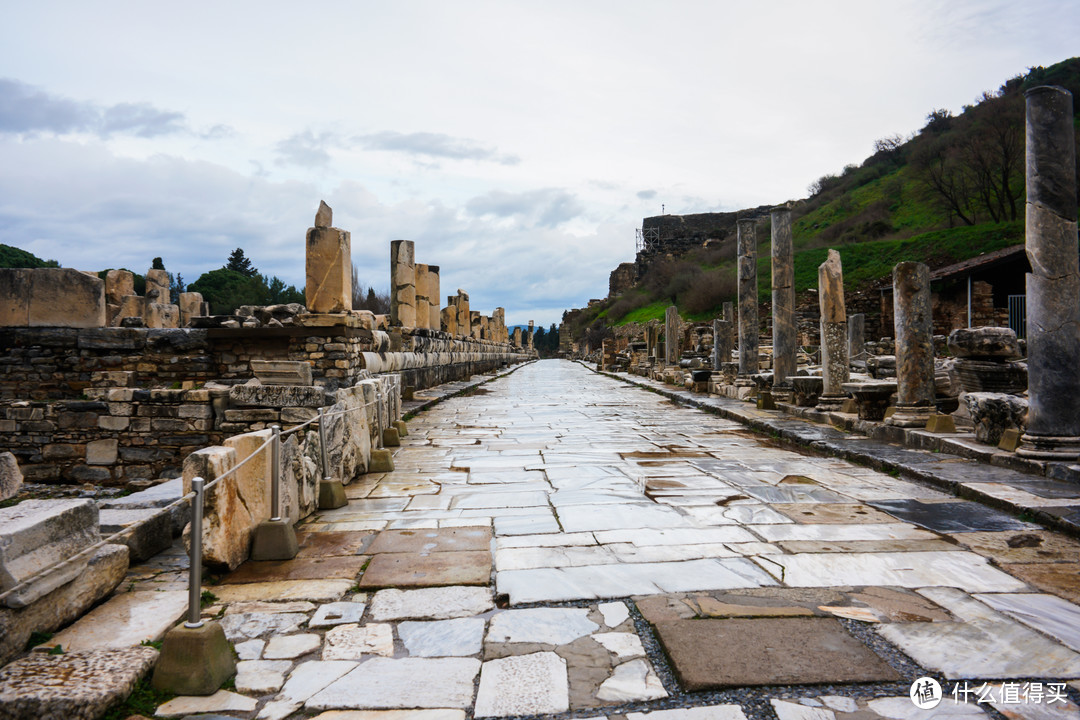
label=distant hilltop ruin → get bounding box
[610,207,772,297]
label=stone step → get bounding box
[0,498,99,608]
[43,589,189,653]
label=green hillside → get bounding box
[0,244,58,269]
[569,57,1080,339]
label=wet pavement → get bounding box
[45,360,1080,719]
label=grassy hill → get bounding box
[569,57,1080,339]
[0,244,58,269]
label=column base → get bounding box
[884,404,933,428]
[1016,434,1080,461]
[771,385,793,403]
[152,621,236,695]
[318,478,347,509]
[251,518,299,561]
[814,394,847,412]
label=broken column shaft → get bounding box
[816,249,849,411]
[887,261,935,427]
[390,240,416,327]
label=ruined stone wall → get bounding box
[0,386,219,486]
[0,323,527,485]
[608,262,637,298]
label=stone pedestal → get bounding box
[513,327,522,349]
[771,207,796,395]
[842,381,897,421]
[441,306,457,336]
[887,262,935,427]
[948,327,1026,393]
[816,250,848,411]
[390,240,416,328]
[737,218,759,376]
[305,205,352,314]
[454,291,471,338]
[414,263,430,330]
[1017,86,1080,459]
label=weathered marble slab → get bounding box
[474,652,569,716]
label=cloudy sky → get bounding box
[1,1,1077,326]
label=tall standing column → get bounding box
[1019,86,1080,459]
[428,265,441,331]
[737,218,759,376]
[414,263,430,330]
[513,327,522,349]
[886,261,935,427]
[528,320,534,351]
[771,207,796,397]
[816,249,849,411]
[664,305,680,365]
[390,240,416,327]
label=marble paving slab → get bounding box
[222,556,369,584]
[653,617,899,690]
[949,530,1080,565]
[974,592,1080,652]
[749,523,938,543]
[772,503,900,524]
[753,551,1028,592]
[398,618,486,657]
[359,550,491,589]
[368,586,494,621]
[296,531,375,558]
[366,527,492,554]
[869,499,1037,533]
[486,607,598,645]
[876,587,1080,679]
[306,658,481,710]
[473,652,569,717]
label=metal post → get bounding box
[270,425,281,522]
[318,407,331,481]
[186,477,204,629]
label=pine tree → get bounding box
[226,248,257,277]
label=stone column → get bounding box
[886,261,935,427]
[471,311,482,340]
[816,249,849,411]
[494,308,506,343]
[441,306,457,336]
[1019,86,1080,459]
[528,320,534,351]
[427,265,441,331]
[737,218,758,376]
[414,263,430,330]
[305,202,352,313]
[723,302,734,324]
[513,327,522,349]
[713,319,733,369]
[771,207,796,397]
[178,291,205,327]
[848,313,866,362]
[390,240,416,327]
[664,305,679,365]
[455,291,470,338]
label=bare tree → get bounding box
[351,263,391,314]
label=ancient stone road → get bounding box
[151,360,1080,718]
